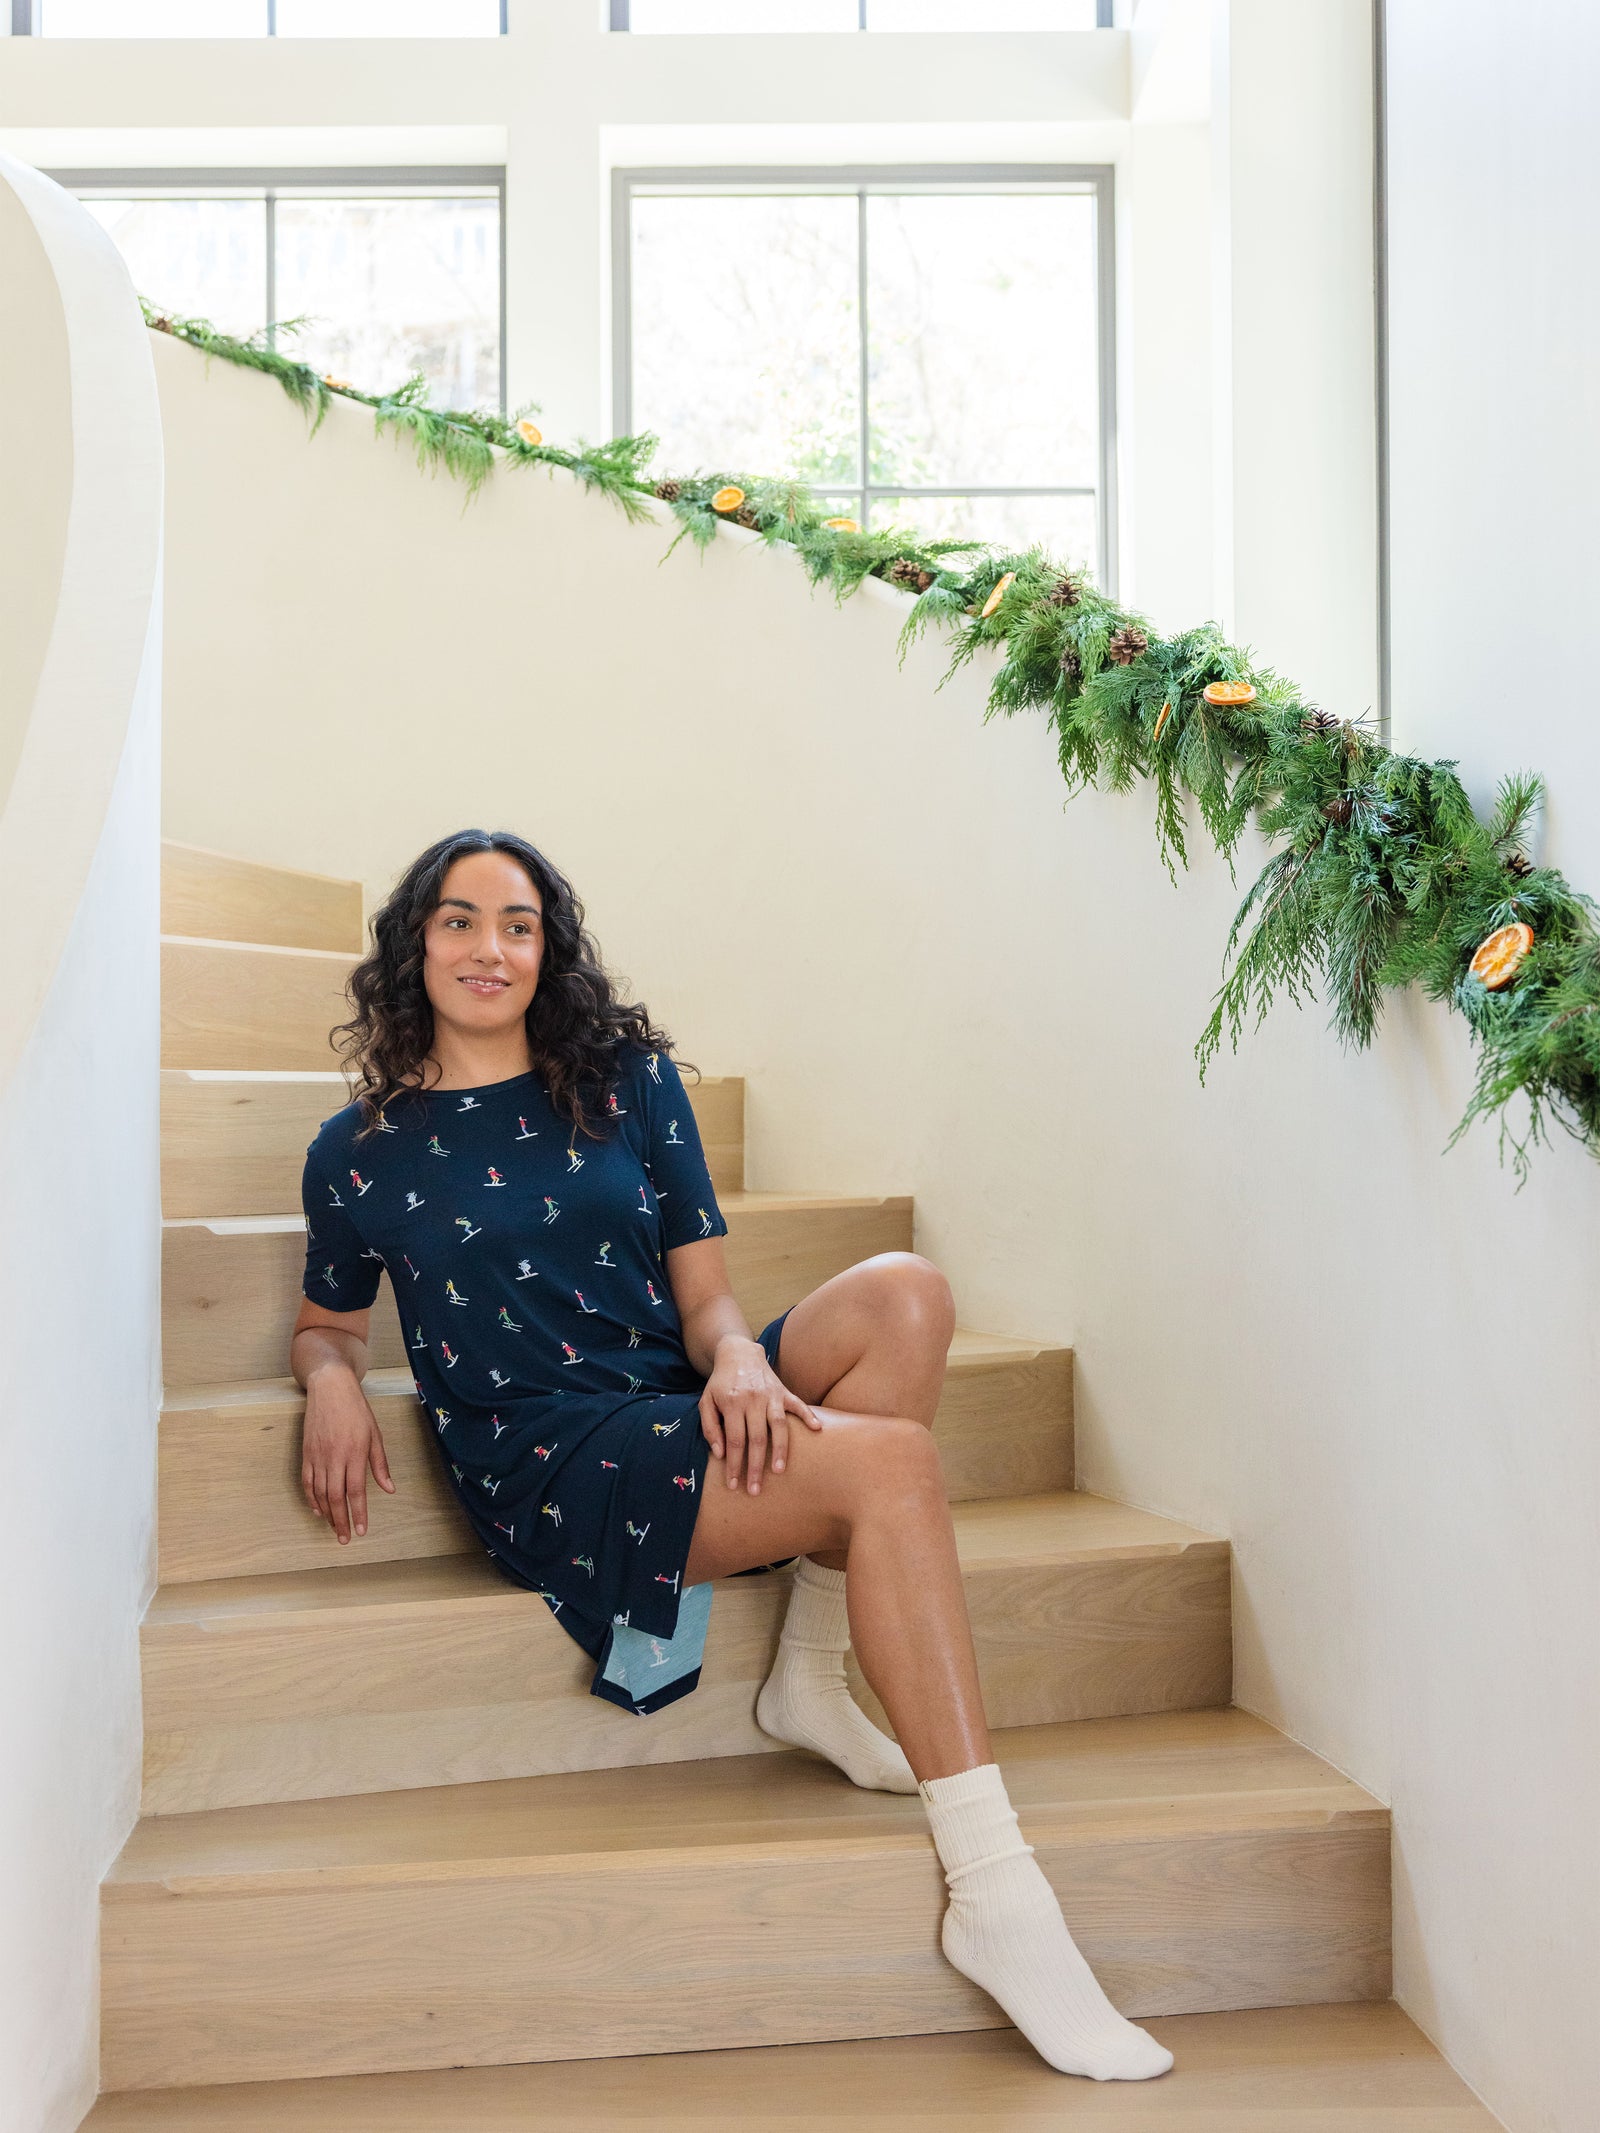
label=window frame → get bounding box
[610,162,1119,593]
[607,2,1115,27]
[46,164,509,412]
[14,1,508,32]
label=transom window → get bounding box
[53,169,504,411]
[613,167,1115,582]
[20,0,503,34]
[612,2,1111,28]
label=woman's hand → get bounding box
[300,1363,395,1543]
[698,1334,821,1496]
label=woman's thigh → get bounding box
[773,1252,955,1407]
[682,1405,934,1584]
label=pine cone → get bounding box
[734,504,760,529]
[1046,575,1080,607]
[1301,708,1339,737]
[887,557,934,592]
[1106,624,1149,666]
[1324,792,1355,827]
[1060,646,1083,686]
[653,479,681,502]
[1505,850,1535,878]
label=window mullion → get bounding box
[857,188,870,521]
[264,190,276,348]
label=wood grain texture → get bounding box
[162,937,355,1071]
[160,1194,915,1388]
[161,842,364,954]
[79,2001,1505,2130]
[157,1332,1072,1583]
[138,1494,1227,1812]
[100,1712,1389,2092]
[160,1070,745,1218]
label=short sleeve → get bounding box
[637,1050,729,1252]
[300,1127,384,1310]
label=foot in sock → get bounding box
[754,1556,919,1794]
[921,1762,1174,2081]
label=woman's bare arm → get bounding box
[291,1296,395,1542]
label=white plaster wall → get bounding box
[0,157,162,2133]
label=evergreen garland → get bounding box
[142,303,1600,1180]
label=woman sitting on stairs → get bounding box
[289,826,1172,2086]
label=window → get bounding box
[57,171,505,411]
[614,2,1111,29]
[22,0,503,34]
[613,168,1115,583]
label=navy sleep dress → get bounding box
[299,1042,788,1715]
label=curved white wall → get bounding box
[0,155,162,2133]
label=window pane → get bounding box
[42,0,262,30]
[629,194,859,485]
[869,491,1098,571]
[867,0,1097,25]
[82,198,266,338]
[274,196,500,409]
[274,0,501,32]
[627,1,857,28]
[866,192,1098,490]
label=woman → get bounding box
[291,827,1171,2085]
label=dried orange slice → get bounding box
[322,374,353,391]
[515,419,543,446]
[979,571,1016,620]
[1202,679,1256,706]
[823,516,859,532]
[1469,921,1534,990]
[1152,700,1173,742]
[711,485,746,513]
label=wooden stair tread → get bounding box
[161,1327,1069,1413]
[106,1708,1380,1889]
[78,2001,1503,2128]
[161,931,354,962]
[164,1189,916,1231]
[144,1491,1221,1627]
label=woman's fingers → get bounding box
[785,1387,823,1433]
[768,1396,791,1476]
[369,1422,396,1493]
[743,1405,770,1493]
[348,1457,369,1540]
[722,1406,748,1489]
[698,1389,726,1460]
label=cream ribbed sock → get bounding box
[920,1762,1174,2081]
[754,1557,919,1793]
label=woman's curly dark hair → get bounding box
[336,828,694,1140]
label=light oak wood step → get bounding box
[100,1709,1389,2092]
[159,1331,1073,1583]
[138,1492,1226,1813]
[161,1192,915,1388]
[162,936,354,1070]
[161,840,364,955]
[160,1067,746,1216]
[80,2001,1503,2129]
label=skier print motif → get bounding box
[300,1043,735,1715]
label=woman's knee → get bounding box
[860,1251,956,1343]
[828,1409,946,1512]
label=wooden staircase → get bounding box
[81,842,1499,2126]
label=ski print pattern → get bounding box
[299,1043,736,1716]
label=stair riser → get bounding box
[160,1071,746,1217]
[100,1821,1388,2090]
[161,1199,914,1388]
[140,1545,1229,1813]
[163,939,354,1071]
[157,1348,1074,1582]
[162,843,364,955]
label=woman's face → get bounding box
[422,849,545,1040]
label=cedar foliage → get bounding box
[142,303,1600,1178]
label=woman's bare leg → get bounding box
[683,1407,989,1781]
